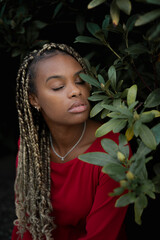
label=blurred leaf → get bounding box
[76,15,85,34]
[126,14,139,32]
[144,88,160,108]
[135,9,160,26]
[33,20,47,29]
[87,22,101,37]
[127,84,137,107]
[136,0,160,6]
[152,123,160,144]
[110,0,120,26]
[102,163,126,181]
[153,163,160,175]
[134,194,148,225]
[116,0,132,15]
[88,0,106,9]
[102,15,110,39]
[108,65,116,90]
[53,2,63,18]
[116,192,136,207]
[139,124,157,150]
[125,43,148,55]
[75,36,102,45]
[147,22,160,41]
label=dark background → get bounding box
[0,0,160,239]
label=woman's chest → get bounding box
[50,162,100,226]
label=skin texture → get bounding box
[29,53,101,163]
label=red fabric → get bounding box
[12,132,129,240]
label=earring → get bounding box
[34,106,40,112]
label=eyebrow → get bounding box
[45,69,84,82]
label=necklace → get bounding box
[50,122,86,161]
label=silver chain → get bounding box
[50,122,86,161]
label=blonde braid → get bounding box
[14,43,88,240]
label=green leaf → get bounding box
[33,20,47,29]
[78,152,114,166]
[102,15,110,39]
[126,14,139,32]
[101,109,110,119]
[102,104,133,118]
[96,119,122,137]
[134,194,148,225]
[115,192,136,207]
[98,74,105,84]
[152,123,160,144]
[110,0,120,26]
[139,124,157,150]
[142,0,160,5]
[110,187,125,196]
[116,0,131,15]
[76,15,85,34]
[125,43,148,55]
[135,9,160,26]
[108,65,116,91]
[90,101,104,117]
[113,119,127,133]
[88,94,108,101]
[139,181,155,199]
[80,73,100,88]
[88,0,106,9]
[101,138,119,157]
[133,120,142,137]
[140,112,155,123]
[87,22,101,37]
[102,163,126,181]
[144,88,160,108]
[127,85,137,106]
[75,36,102,45]
[53,2,63,18]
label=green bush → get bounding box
[76,0,160,225]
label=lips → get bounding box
[68,101,88,113]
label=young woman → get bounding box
[12,43,128,240]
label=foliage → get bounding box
[0,0,160,226]
[76,0,160,225]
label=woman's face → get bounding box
[29,53,91,127]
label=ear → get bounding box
[29,93,40,110]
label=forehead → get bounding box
[35,54,83,79]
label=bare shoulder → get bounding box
[84,119,102,144]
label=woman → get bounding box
[12,43,128,240]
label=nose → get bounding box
[68,83,82,98]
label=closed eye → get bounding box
[52,86,64,91]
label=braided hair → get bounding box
[14,43,88,240]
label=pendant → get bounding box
[61,157,65,161]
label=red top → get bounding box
[12,132,128,240]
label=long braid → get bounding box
[14,43,88,240]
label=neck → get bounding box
[49,122,86,156]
